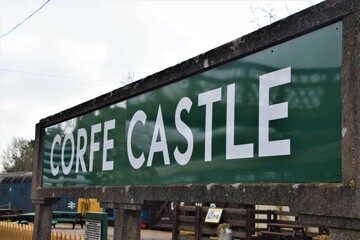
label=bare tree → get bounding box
[1,137,34,172]
[120,71,136,86]
[249,1,324,28]
[250,2,278,27]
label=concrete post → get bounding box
[32,198,59,240]
[330,228,360,240]
[113,204,141,240]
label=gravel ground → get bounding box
[52,223,172,240]
[140,229,172,240]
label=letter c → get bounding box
[50,134,61,176]
[127,110,147,169]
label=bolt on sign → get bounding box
[43,22,342,187]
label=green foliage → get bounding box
[1,137,34,172]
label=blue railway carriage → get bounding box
[0,172,78,213]
[0,172,34,212]
[0,172,164,228]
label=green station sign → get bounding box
[43,22,342,187]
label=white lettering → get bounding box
[61,133,75,175]
[174,97,193,166]
[76,128,87,173]
[49,67,292,175]
[102,119,115,171]
[50,134,61,176]
[127,110,147,169]
[147,106,170,167]
[226,83,254,159]
[89,123,101,172]
[259,67,291,157]
[198,88,222,161]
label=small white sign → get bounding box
[85,219,101,240]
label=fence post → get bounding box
[50,231,57,240]
[27,224,33,240]
[172,205,178,240]
[274,211,278,222]
[246,208,252,240]
[195,206,201,240]
[267,210,272,223]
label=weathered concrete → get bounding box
[32,198,59,240]
[31,0,360,239]
[101,203,142,240]
[112,205,141,240]
[330,228,360,240]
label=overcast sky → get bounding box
[0,0,322,169]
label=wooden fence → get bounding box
[173,205,254,240]
[172,206,325,240]
[0,221,85,240]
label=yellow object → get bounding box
[77,198,102,216]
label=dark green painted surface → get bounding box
[43,22,342,187]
